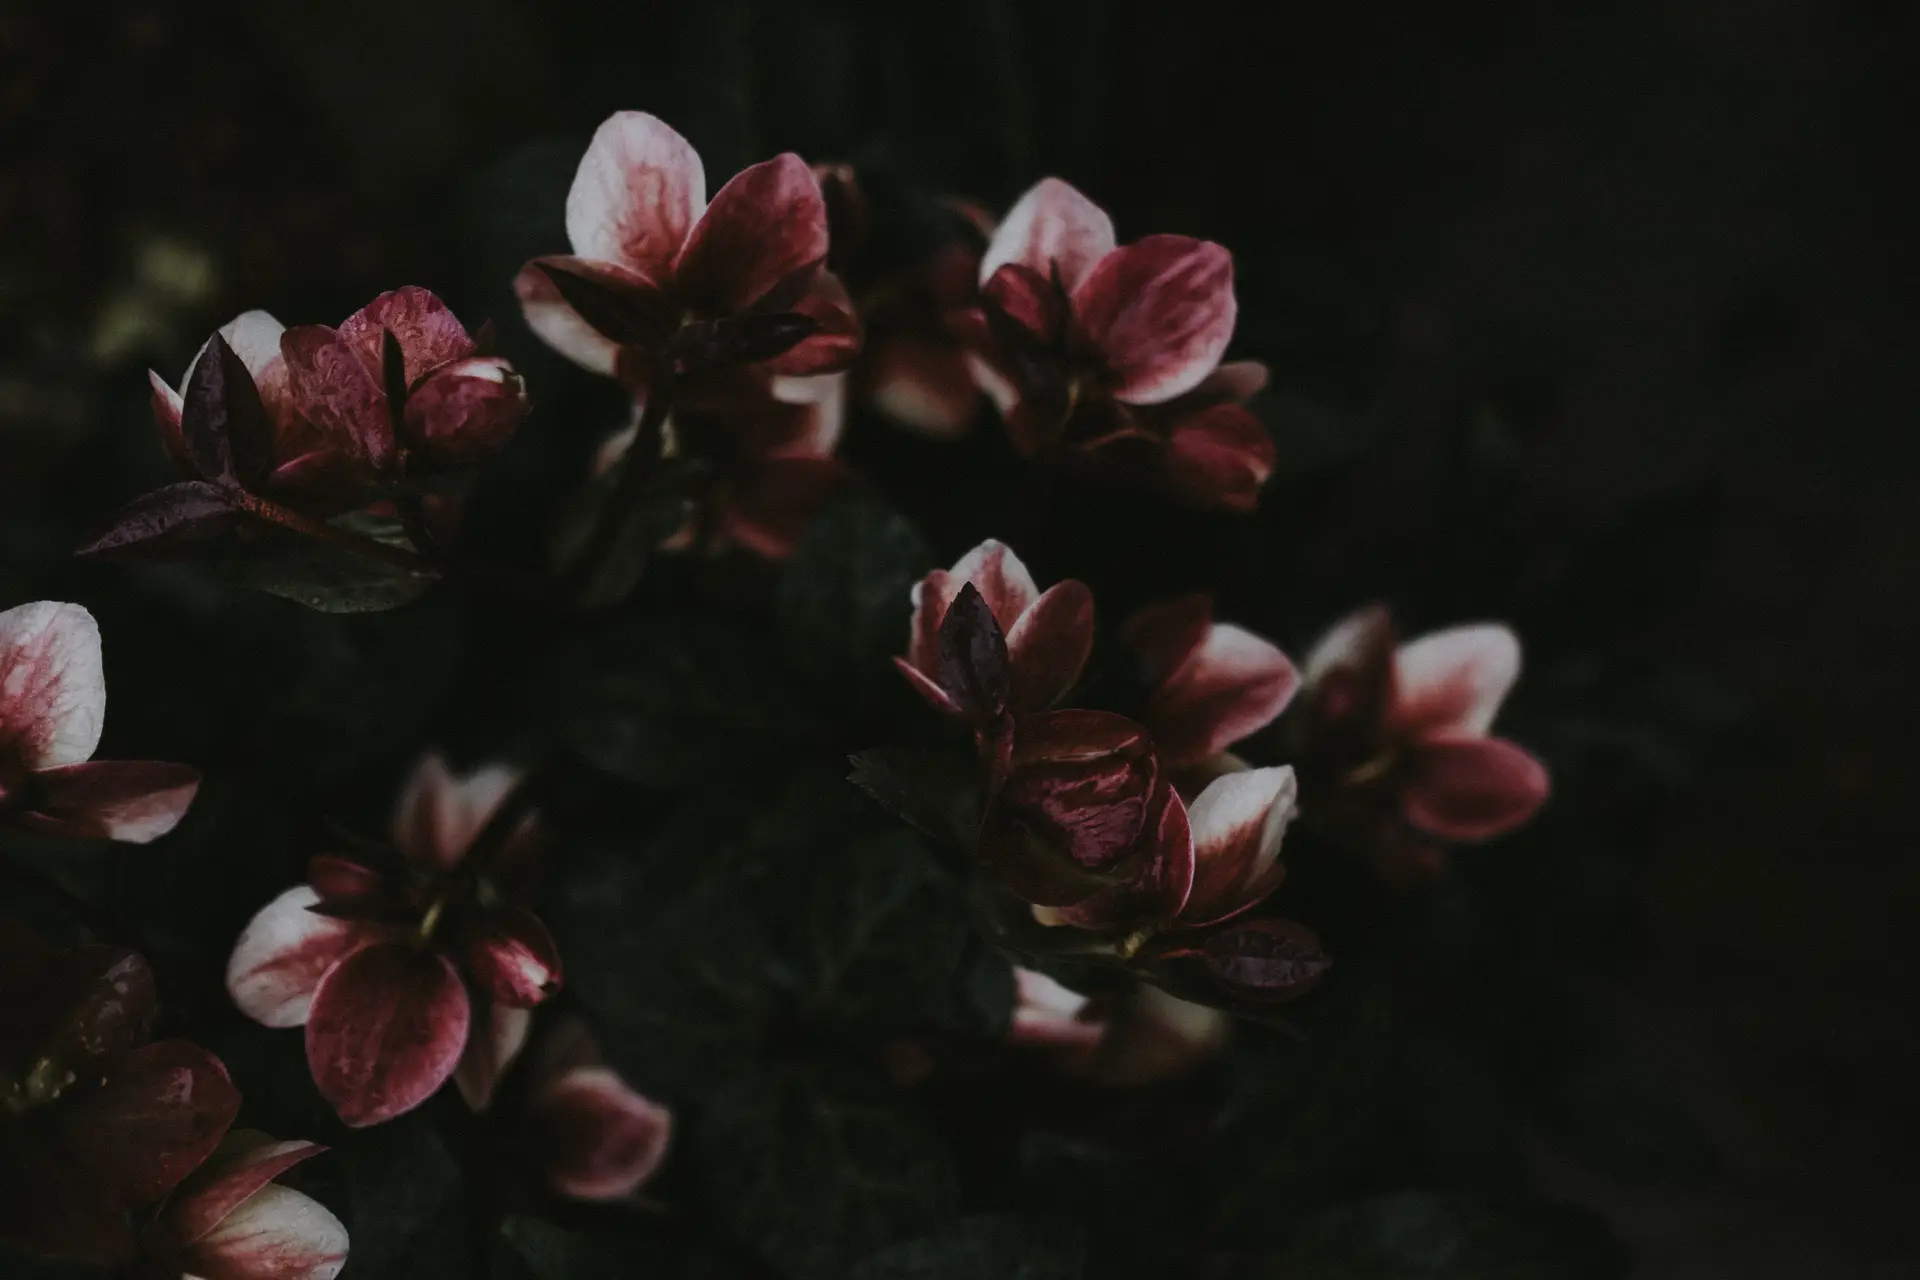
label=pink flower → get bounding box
[0,602,200,842]
[516,112,859,390]
[225,755,557,1127]
[149,1130,347,1280]
[958,178,1270,510]
[147,311,312,494]
[279,287,529,492]
[895,539,1094,724]
[1302,606,1550,875]
[0,924,239,1264]
[1120,593,1300,772]
[515,1018,672,1202]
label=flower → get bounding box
[515,112,859,390]
[225,754,558,1127]
[1301,606,1551,877]
[147,1129,347,1280]
[895,539,1094,725]
[514,1017,672,1202]
[0,922,239,1263]
[958,177,1270,510]
[1007,967,1105,1055]
[1007,970,1229,1084]
[280,287,529,490]
[0,601,200,842]
[1120,593,1300,772]
[147,311,309,495]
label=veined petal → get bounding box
[995,710,1161,876]
[403,357,529,469]
[1180,766,1296,924]
[305,942,471,1128]
[338,287,473,383]
[979,178,1115,292]
[1074,235,1235,405]
[673,153,829,318]
[1005,579,1095,713]
[226,886,376,1029]
[531,1066,673,1201]
[1393,624,1522,738]
[165,1130,328,1245]
[21,760,200,843]
[0,601,105,770]
[459,907,561,1008]
[279,326,396,472]
[1146,621,1299,767]
[1041,777,1195,929]
[566,111,706,278]
[1399,733,1549,841]
[183,1182,348,1280]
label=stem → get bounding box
[568,368,675,600]
[234,492,439,576]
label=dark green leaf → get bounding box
[220,515,436,613]
[337,1111,468,1280]
[777,495,930,679]
[696,1059,960,1280]
[850,1215,1085,1279]
[847,747,983,856]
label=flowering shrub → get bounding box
[0,92,1692,1280]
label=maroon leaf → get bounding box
[180,333,270,484]
[53,1039,240,1210]
[381,328,410,430]
[74,481,240,559]
[1200,919,1330,1002]
[535,260,677,349]
[936,583,1010,725]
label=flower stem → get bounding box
[568,369,676,602]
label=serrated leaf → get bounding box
[696,1060,959,1280]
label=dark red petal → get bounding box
[673,153,829,318]
[982,262,1067,346]
[1185,358,1269,404]
[304,942,470,1128]
[306,855,387,905]
[460,907,562,1008]
[528,257,678,350]
[20,760,200,843]
[531,1066,673,1201]
[1043,776,1195,930]
[1118,594,1214,687]
[74,481,239,560]
[1073,234,1236,405]
[1399,733,1549,841]
[337,287,474,383]
[1144,622,1299,768]
[53,1039,240,1209]
[937,582,1012,725]
[164,1130,329,1244]
[513,255,665,377]
[453,1001,531,1111]
[402,357,529,470]
[0,601,105,771]
[754,270,862,377]
[9,944,154,1078]
[279,325,396,472]
[1200,918,1330,1002]
[179,332,271,486]
[1005,579,1095,712]
[994,711,1161,876]
[1163,403,1274,512]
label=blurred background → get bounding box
[2,2,1913,1274]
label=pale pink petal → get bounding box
[1393,624,1522,738]
[0,601,105,770]
[165,1130,328,1245]
[1008,968,1103,1050]
[673,154,829,317]
[1164,404,1274,512]
[513,256,664,378]
[531,1066,673,1201]
[393,754,523,872]
[766,371,847,459]
[979,178,1116,292]
[226,887,376,1029]
[453,1002,532,1111]
[305,942,471,1128]
[947,540,1042,634]
[1146,623,1299,767]
[1005,580,1094,713]
[864,335,979,438]
[566,111,706,277]
[1073,235,1236,405]
[904,569,955,678]
[218,312,294,431]
[459,907,561,1008]
[183,1182,348,1280]
[892,656,963,718]
[1303,605,1395,690]
[1399,733,1549,841]
[338,287,474,381]
[22,760,199,843]
[1180,767,1297,924]
[149,368,189,469]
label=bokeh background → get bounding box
[3,2,1913,1274]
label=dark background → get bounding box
[3,2,1914,1274]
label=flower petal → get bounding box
[982,262,1068,346]
[403,356,529,469]
[20,760,200,843]
[226,886,376,1029]
[979,178,1115,292]
[149,367,189,469]
[513,255,667,378]
[567,111,706,278]
[721,456,848,560]
[460,907,562,1008]
[673,153,829,318]
[1302,606,1397,762]
[1180,766,1297,925]
[1041,776,1194,929]
[947,539,1042,633]
[1392,624,1522,738]
[305,942,471,1128]
[995,710,1161,875]
[1399,733,1549,841]
[338,287,474,383]
[1008,968,1103,1050]
[183,1182,348,1280]
[453,1001,531,1111]
[1146,622,1299,767]
[53,1039,240,1210]
[1073,234,1235,405]
[1090,985,1227,1086]
[531,1066,673,1201]
[755,270,863,377]
[165,1130,328,1245]
[0,601,104,770]
[1005,579,1095,713]
[864,335,979,438]
[279,325,396,472]
[1164,403,1274,512]
[393,754,524,872]
[1118,594,1213,686]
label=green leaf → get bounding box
[777,494,930,677]
[220,515,436,613]
[696,1059,960,1280]
[537,613,829,787]
[337,1110,469,1280]
[847,747,983,856]
[850,1216,1085,1279]
[1255,1193,1626,1279]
